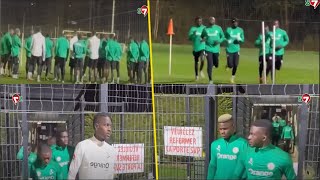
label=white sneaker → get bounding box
[209,80,213,84]
[53,78,57,81]
[117,77,120,84]
[200,71,205,78]
[37,75,41,82]
[195,76,199,81]
[111,79,115,84]
[62,81,65,83]
[230,76,235,84]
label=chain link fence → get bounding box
[0,84,155,180]
[154,84,319,180]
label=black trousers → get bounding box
[227,52,240,76]
[206,52,219,81]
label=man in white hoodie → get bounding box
[29,27,45,81]
[88,31,100,83]
[68,113,117,179]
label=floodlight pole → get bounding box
[111,0,115,33]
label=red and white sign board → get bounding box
[164,126,203,157]
[113,144,144,174]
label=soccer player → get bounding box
[29,27,46,82]
[30,144,63,180]
[138,36,150,84]
[51,129,75,179]
[225,18,244,84]
[54,32,69,83]
[233,119,296,179]
[255,25,272,84]
[188,16,206,81]
[82,32,91,81]
[69,31,78,82]
[25,30,34,79]
[271,116,280,146]
[106,34,118,84]
[281,121,294,152]
[114,35,123,84]
[68,113,117,179]
[0,29,14,76]
[73,34,87,83]
[127,37,139,84]
[16,143,37,177]
[88,31,100,83]
[44,34,54,80]
[201,17,225,84]
[98,34,108,83]
[207,114,248,180]
[11,28,21,79]
[270,20,289,72]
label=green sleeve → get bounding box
[30,164,36,179]
[207,143,217,180]
[255,35,262,48]
[24,40,30,52]
[240,29,245,43]
[281,128,285,139]
[219,27,225,43]
[188,27,195,41]
[284,155,296,180]
[232,147,247,179]
[282,31,289,47]
[56,164,64,180]
[17,146,24,160]
[224,28,230,40]
[201,28,207,39]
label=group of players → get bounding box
[17,113,117,179]
[207,114,296,180]
[188,17,289,84]
[0,27,150,84]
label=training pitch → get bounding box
[152,43,319,84]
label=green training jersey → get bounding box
[11,35,21,57]
[139,40,150,62]
[99,39,107,59]
[115,40,123,61]
[128,40,139,63]
[17,146,37,177]
[45,37,53,58]
[225,27,245,53]
[272,121,280,136]
[255,33,272,56]
[106,39,117,61]
[50,144,57,151]
[30,159,63,180]
[270,28,289,56]
[1,32,12,55]
[281,125,294,140]
[188,25,206,52]
[55,36,69,59]
[207,134,249,180]
[279,119,287,127]
[201,24,225,53]
[233,144,296,180]
[73,40,86,59]
[25,36,33,58]
[52,145,75,180]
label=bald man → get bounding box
[233,119,296,179]
[207,114,248,180]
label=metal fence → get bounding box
[154,84,320,180]
[0,84,155,180]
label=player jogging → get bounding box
[88,31,100,83]
[225,18,244,84]
[255,25,272,84]
[44,34,54,80]
[51,129,75,179]
[207,114,248,180]
[54,32,69,83]
[29,27,45,82]
[11,28,21,79]
[188,16,206,81]
[233,119,296,179]
[270,20,289,74]
[68,113,117,179]
[201,17,225,84]
[30,144,63,180]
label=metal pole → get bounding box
[21,84,29,179]
[272,26,276,84]
[111,0,115,33]
[186,86,191,179]
[169,35,172,75]
[262,21,267,84]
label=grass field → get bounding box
[152,43,319,84]
[0,53,132,84]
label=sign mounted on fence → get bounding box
[164,126,203,157]
[113,143,144,174]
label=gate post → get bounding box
[21,84,28,179]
